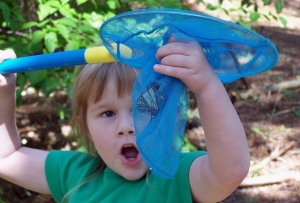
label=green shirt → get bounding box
[45,150,206,203]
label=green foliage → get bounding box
[0,0,116,106]
[0,0,287,108]
[203,0,287,28]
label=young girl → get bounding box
[0,41,250,203]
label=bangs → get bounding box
[85,63,139,104]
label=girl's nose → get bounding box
[117,113,135,136]
[118,129,134,136]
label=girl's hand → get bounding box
[0,49,17,106]
[154,41,219,94]
[0,49,16,63]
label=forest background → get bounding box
[0,0,299,202]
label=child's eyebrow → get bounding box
[91,102,109,111]
[89,99,111,111]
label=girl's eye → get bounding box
[101,111,116,118]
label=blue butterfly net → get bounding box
[100,8,279,179]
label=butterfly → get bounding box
[137,82,166,118]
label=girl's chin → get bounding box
[121,166,149,181]
[122,171,148,181]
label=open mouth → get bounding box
[121,144,139,162]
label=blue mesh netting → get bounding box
[100,8,280,178]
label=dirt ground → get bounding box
[0,2,300,203]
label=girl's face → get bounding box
[86,76,148,180]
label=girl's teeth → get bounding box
[128,158,136,161]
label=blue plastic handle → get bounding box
[0,49,86,74]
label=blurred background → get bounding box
[0,0,299,202]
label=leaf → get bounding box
[83,12,105,28]
[206,4,220,10]
[44,32,58,53]
[251,127,262,135]
[38,4,51,21]
[250,12,261,22]
[55,18,77,28]
[29,43,43,53]
[146,0,159,7]
[229,8,238,12]
[275,2,283,14]
[78,24,97,35]
[21,21,38,30]
[161,0,182,8]
[17,73,27,90]
[222,8,229,15]
[31,30,46,44]
[26,70,47,86]
[263,0,271,5]
[59,110,65,120]
[61,0,70,5]
[254,3,258,12]
[0,2,10,22]
[241,0,251,7]
[46,0,61,8]
[77,0,88,5]
[11,9,25,22]
[262,14,270,21]
[42,78,60,97]
[269,11,278,20]
[241,7,247,14]
[37,19,50,28]
[59,5,72,18]
[279,16,287,28]
[91,0,98,9]
[107,0,117,9]
[57,24,69,40]
[69,33,86,42]
[64,41,80,51]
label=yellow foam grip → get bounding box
[84,44,132,64]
